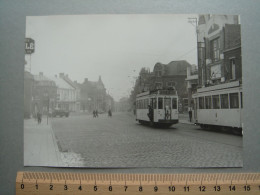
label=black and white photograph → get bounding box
[24,14,243,168]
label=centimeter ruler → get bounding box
[16,172,260,195]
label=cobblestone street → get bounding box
[50,112,242,168]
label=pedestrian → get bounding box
[37,112,42,124]
[93,110,96,118]
[188,108,192,122]
[108,109,112,117]
[95,110,99,117]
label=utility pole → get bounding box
[188,17,199,111]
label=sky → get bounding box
[25,14,198,101]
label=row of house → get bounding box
[24,72,113,118]
[186,14,242,109]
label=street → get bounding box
[48,112,242,168]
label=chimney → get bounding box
[84,78,88,83]
[39,72,43,76]
[59,73,64,78]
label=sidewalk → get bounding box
[24,117,62,167]
[178,113,194,125]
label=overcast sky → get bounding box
[25,14,198,101]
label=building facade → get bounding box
[32,72,57,115]
[50,73,77,112]
[80,76,113,113]
[197,15,241,87]
[133,60,191,112]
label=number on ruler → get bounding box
[244,185,251,191]
[229,185,236,191]
[214,185,221,191]
[199,185,206,192]
[184,186,190,192]
[169,186,176,192]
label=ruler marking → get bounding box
[16,172,260,194]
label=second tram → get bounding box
[136,89,179,127]
[192,81,243,134]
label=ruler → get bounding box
[16,172,260,195]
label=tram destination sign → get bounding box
[25,38,35,54]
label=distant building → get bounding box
[24,71,34,118]
[32,72,57,115]
[185,65,198,109]
[59,73,81,112]
[50,73,77,112]
[80,76,113,113]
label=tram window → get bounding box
[212,95,220,109]
[152,98,157,109]
[172,98,177,109]
[221,94,229,109]
[230,93,239,109]
[240,92,243,108]
[199,97,205,109]
[158,98,163,109]
[205,96,212,109]
[164,98,171,109]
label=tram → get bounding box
[135,89,179,127]
[192,81,243,134]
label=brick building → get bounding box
[136,60,191,112]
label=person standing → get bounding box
[37,112,42,124]
[188,108,192,122]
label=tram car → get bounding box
[192,81,243,134]
[135,89,179,127]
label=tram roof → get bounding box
[136,89,177,98]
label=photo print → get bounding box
[24,14,243,167]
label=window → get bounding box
[172,98,177,109]
[151,98,157,109]
[155,82,163,89]
[164,98,171,109]
[212,95,220,109]
[240,92,243,108]
[199,97,205,109]
[167,81,176,89]
[230,58,236,80]
[211,38,220,62]
[221,94,229,109]
[158,98,163,109]
[205,96,212,109]
[230,93,239,109]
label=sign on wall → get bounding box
[25,38,35,54]
[210,64,221,79]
